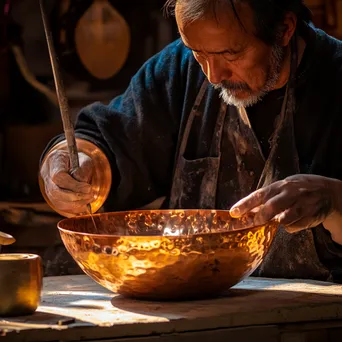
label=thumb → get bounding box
[71,153,93,183]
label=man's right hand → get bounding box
[40,149,94,215]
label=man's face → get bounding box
[176,2,288,107]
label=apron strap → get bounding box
[178,79,209,157]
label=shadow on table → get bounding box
[110,286,342,321]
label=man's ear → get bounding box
[279,12,297,46]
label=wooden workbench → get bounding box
[1,275,342,342]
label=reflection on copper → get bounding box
[58,209,278,300]
[0,254,43,316]
[39,138,112,218]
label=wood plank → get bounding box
[87,325,281,342]
[1,275,342,342]
[0,325,282,342]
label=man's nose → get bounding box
[206,57,232,84]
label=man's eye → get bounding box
[221,52,239,62]
[193,51,205,59]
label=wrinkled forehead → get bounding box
[175,1,257,53]
[175,0,255,31]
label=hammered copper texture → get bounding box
[58,210,278,300]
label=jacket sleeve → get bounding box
[41,40,192,211]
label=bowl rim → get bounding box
[57,209,277,239]
[0,253,41,261]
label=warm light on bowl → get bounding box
[58,209,278,300]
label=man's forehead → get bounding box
[182,37,246,55]
[175,0,254,29]
[178,18,249,54]
[176,2,255,53]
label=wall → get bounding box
[305,0,342,39]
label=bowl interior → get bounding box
[58,209,262,237]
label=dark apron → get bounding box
[169,36,332,281]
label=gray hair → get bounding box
[164,0,311,45]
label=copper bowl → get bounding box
[58,210,278,300]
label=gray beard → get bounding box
[214,44,286,108]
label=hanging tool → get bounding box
[39,0,98,228]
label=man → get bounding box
[40,0,342,282]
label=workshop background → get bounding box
[0,0,341,276]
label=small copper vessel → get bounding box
[39,138,112,218]
[58,209,278,300]
[0,254,43,316]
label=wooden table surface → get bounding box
[1,275,342,342]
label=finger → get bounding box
[252,192,298,226]
[72,153,93,183]
[72,168,92,183]
[231,212,258,229]
[285,226,305,233]
[52,171,92,194]
[279,192,326,226]
[48,150,70,175]
[284,216,322,233]
[55,201,90,215]
[279,200,326,233]
[230,184,280,218]
[46,182,93,203]
[277,206,304,227]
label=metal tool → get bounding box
[40,0,78,171]
[39,0,109,223]
[0,231,15,246]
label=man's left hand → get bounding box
[230,174,342,233]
